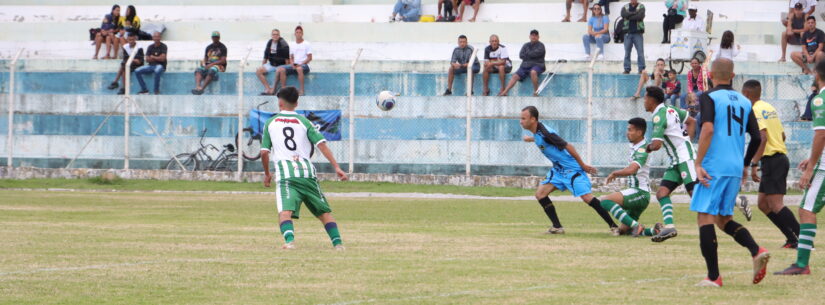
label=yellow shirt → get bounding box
[752,100,787,156]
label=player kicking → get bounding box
[599,118,662,237]
[260,86,348,250]
[520,106,619,235]
[643,86,697,242]
[692,59,769,287]
[775,60,825,275]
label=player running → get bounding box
[520,106,619,235]
[599,118,662,237]
[260,86,348,250]
[643,86,697,242]
[692,59,769,287]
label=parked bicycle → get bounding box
[165,128,239,171]
[236,101,270,161]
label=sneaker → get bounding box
[443,89,452,96]
[154,90,160,95]
[752,247,770,284]
[545,227,565,234]
[695,277,723,287]
[622,70,631,74]
[630,224,644,237]
[584,55,592,61]
[774,263,811,275]
[138,89,149,95]
[782,241,798,249]
[282,242,296,250]
[651,227,678,242]
[596,54,604,60]
[737,195,753,221]
[334,244,345,251]
[610,226,621,236]
[117,88,125,95]
[652,223,663,235]
[107,82,119,90]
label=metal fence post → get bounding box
[465,48,478,176]
[348,48,363,175]
[6,48,23,173]
[123,49,138,170]
[237,47,252,181]
[586,55,597,165]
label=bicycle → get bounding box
[165,128,239,171]
[236,101,270,161]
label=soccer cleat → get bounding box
[695,277,723,287]
[282,242,296,250]
[630,224,644,237]
[782,241,798,249]
[653,223,663,235]
[610,226,621,236]
[752,247,770,284]
[737,196,753,221]
[545,227,565,234]
[774,263,811,275]
[651,227,678,242]
[334,244,345,251]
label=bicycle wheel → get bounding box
[213,153,239,172]
[165,153,199,171]
[235,128,262,161]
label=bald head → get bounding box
[710,58,735,86]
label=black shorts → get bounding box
[488,65,513,73]
[759,153,789,195]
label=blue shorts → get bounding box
[278,64,311,75]
[541,168,592,197]
[690,176,741,216]
[515,65,546,80]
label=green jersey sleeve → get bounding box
[261,117,274,151]
[651,108,667,140]
[301,117,326,145]
[676,107,688,123]
[813,94,825,130]
[632,146,649,167]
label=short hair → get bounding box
[668,69,677,75]
[277,86,300,105]
[816,60,825,81]
[742,79,761,92]
[522,106,539,119]
[628,117,647,135]
[645,86,665,105]
[530,29,539,35]
[808,16,817,22]
[295,25,303,31]
[458,34,467,40]
[272,28,280,33]
[656,58,665,63]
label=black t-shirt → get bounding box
[264,38,290,66]
[146,42,168,69]
[802,29,825,53]
[204,42,228,69]
[121,44,144,66]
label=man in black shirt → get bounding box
[792,16,825,74]
[107,33,144,95]
[256,29,290,95]
[192,31,228,95]
[135,32,167,95]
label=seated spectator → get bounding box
[792,16,825,74]
[682,4,704,32]
[191,31,227,95]
[443,34,480,96]
[391,0,421,22]
[780,3,807,62]
[563,0,589,22]
[680,57,709,110]
[661,0,686,43]
[276,26,312,96]
[437,0,458,21]
[801,81,816,121]
[499,30,546,96]
[597,0,619,15]
[663,69,681,106]
[713,30,740,61]
[481,34,512,96]
[784,0,817,27]
[106,33,144,95]
[457,0,482,22]
[135,32,166,95]
[256,29,290,95]
[631,58,665,99]
[117,5,142,46]
[621,0,646,74]
[93,5,120,60]
[582,4,610,59]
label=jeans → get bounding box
[135,64,165,92]
[666,94,680,107]
[623,33,645,72]
[583,34,610,56]
[393,1,420,22]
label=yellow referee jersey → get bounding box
[752,100,787,156]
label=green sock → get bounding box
[280,220,295,244]
[658,196,675,226]
[797,223,817,268]
[642,228,656,236]
[325,222,342,246]
[600,199,638,228]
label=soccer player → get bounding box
[775,60,825,275]
[743,80,800,249]
[599,118,662,237]
[520,106,619,234]
[692,58,769,287]
[643,86,697,242]
[260,86,348,250]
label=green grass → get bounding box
[0,189,821,304]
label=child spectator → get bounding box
[663,69,681,107]
[714,30,741,60]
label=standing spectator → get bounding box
[391,0,421,22]
[456,0,482,22]
[256,29,290,95]
[631,58,665,99]
[621,0,646,74]
[563,0,589,22]
[597,0,618,15]
[276,26,313,96]
[481,34,512,96]
[801,81,816,121]
[663,69,681,106]
[117,5,141,47]
[437,0,458,21]
[713,30,741,61]
[582,3,610,59]
[681,57,709,111]
[682,4,704,32]
[443,35,480,96]
[499,29,546,97]
[106,33,143,95]
[792,16,825,74]
[780,3,807,62]
[191,31,227,95]
[661,0,686,44]
[134,32,166,95]
[93,5,120,60]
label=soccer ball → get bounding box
[376,91,396,111]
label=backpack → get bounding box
[613,17,625,43]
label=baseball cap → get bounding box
[211,31,220,37]
[530,29,539,35]
[795,2,804,9]
[688,3,697,10]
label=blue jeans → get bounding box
[393,1,420,21]
[135,64,165,92]
[666,94,679,107]
[623,33,645,72]
[583,34,610,56]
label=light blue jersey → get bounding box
[534,123,581,171]
[699,85,758,177]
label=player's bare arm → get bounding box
[645,139,663,153]
[565,143,596,174]
[318,142,348,181]
[606,163,641,184]
[262,150,272,187]
[801,129,825,189]
[523,136,534,142]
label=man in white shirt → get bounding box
[482,34,512,96]
[276,26,313,96]
[682,4,705,32]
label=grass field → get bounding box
[1,181,822,304]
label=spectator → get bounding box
[563,0,589,22]
[391,0,421,22]
[457,0,482,22]
[801,81,816,121]
[117,5,141,47]
[682,4,704,32]
[443,35,480,96]
[661,0,686,44]
[276,26,312,96]
[784,0,817,26]
[663,69,681,106]
[499,29,546,97]
[481,34,512,96]
[621,0,646,74]
[256,29,290,95]
[791,16,825,74]
[582,3,610,60]
[437,0,458,21]
[93,5,120,60]
[713,30,740,61]
[106,33,143,95]
[631,58,665,99]
[134,32,166,95]
[191,31,227,95]
[780,3,807,62]
[597,0,619,15]
[680,57,709,111]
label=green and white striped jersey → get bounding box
[813,88,825,170]
[628,141,651,192]
[651,104,696,165]
[261,111,326,180]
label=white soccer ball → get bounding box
[376,90,396,111]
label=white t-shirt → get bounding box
[485,45,512,68]
[790,0,817,11]
[683,16,705,32]
[290,40,312,65]
[714,46,740,60]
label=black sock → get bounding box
[778,207,801,242]
[538,197,562,228]
[723,220,760,257]
[699,224,720,281]
[765,212,792,243]
[588,198,618,228]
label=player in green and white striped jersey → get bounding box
[260,86,348,250]
[598,118,662,237]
